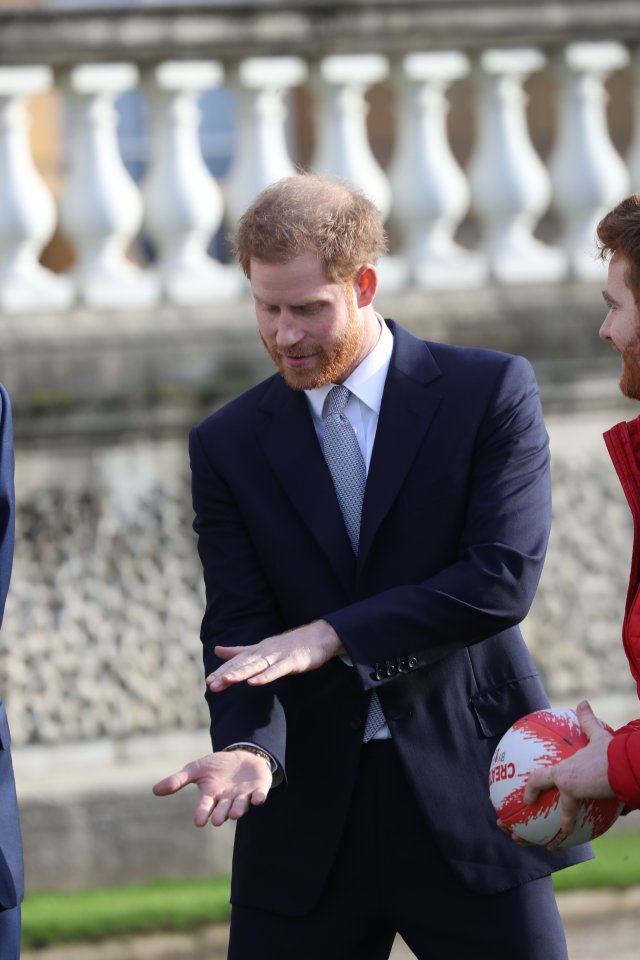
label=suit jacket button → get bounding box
[385,660,397,677]
[350,717,363,730]
[371,663,385,681]
[397,656,417,673]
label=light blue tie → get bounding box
[322,385,386,742]
[322,385,366,553]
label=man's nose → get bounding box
[275,311,303,347]
[599,316,612,341]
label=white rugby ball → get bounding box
[489,707,623,848]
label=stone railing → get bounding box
[2,1,640,313]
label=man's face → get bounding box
[251,251,375,391]
[601,253,640,400]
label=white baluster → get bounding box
[388,52,486,291]
[142,61,241,305]
[469,48,566,285]
[59,63,158,309]
[224,57,307,229]
[627,49,640,191]
[0,67,73,313]
[550,43,630,281]
[311,54,407,291]
[311,54,391,219]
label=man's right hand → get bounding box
[152,750,272,827]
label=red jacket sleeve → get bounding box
[608,722,640,808]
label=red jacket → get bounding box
[604,416,640,807]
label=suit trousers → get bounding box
[0,906,21,959]
[228,740,568,960]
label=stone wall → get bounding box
[2,439,206,745]
[4,404,638,754]
[530,410,638,721]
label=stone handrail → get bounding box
[2,2,640,65]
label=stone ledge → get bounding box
[2,1,640,66]
[0,282,624,435]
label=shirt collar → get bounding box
[305,316,393,421]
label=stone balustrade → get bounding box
[1,2,640,312]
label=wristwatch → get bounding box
[223,743,275,771]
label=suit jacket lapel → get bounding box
[358,323,443,570]
[257,376,357,590]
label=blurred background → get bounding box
[1,0,640,905]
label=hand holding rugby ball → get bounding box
[489,707,623,848]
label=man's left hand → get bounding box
[522,699,617,849]
[206,619,344,692]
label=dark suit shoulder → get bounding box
[386,319,534,382]
[419,341,539,415]
[384,322,537,409]
[423,339,533,375]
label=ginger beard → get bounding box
[601,254,640,401]
[619,334,640,400]
[261,287,366,391]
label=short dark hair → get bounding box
[597,194,640,303]
[233,174,387,283]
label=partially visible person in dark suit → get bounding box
[154,174,590,960]
[0,384,23,958]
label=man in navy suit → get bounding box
[154,175,590,959]
[0,384,23,958]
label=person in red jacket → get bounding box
[524,194,640,844]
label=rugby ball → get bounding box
[489,707,623,848]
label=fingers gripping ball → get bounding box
[489,708,623,848]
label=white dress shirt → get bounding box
[304,315,393,467]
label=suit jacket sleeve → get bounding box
[324,353,551,690]
[0,385,15,627]
[0,384,22,911]
[190,424,290,770]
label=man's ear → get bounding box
[355,265,378,307]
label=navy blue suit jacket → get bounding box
[0,384,23,911]
[190,322,590,916]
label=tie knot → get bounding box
[323,385,350,420]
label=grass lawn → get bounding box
[20,832,640,947]
[21,874,232,948]
[553,831,640,891]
